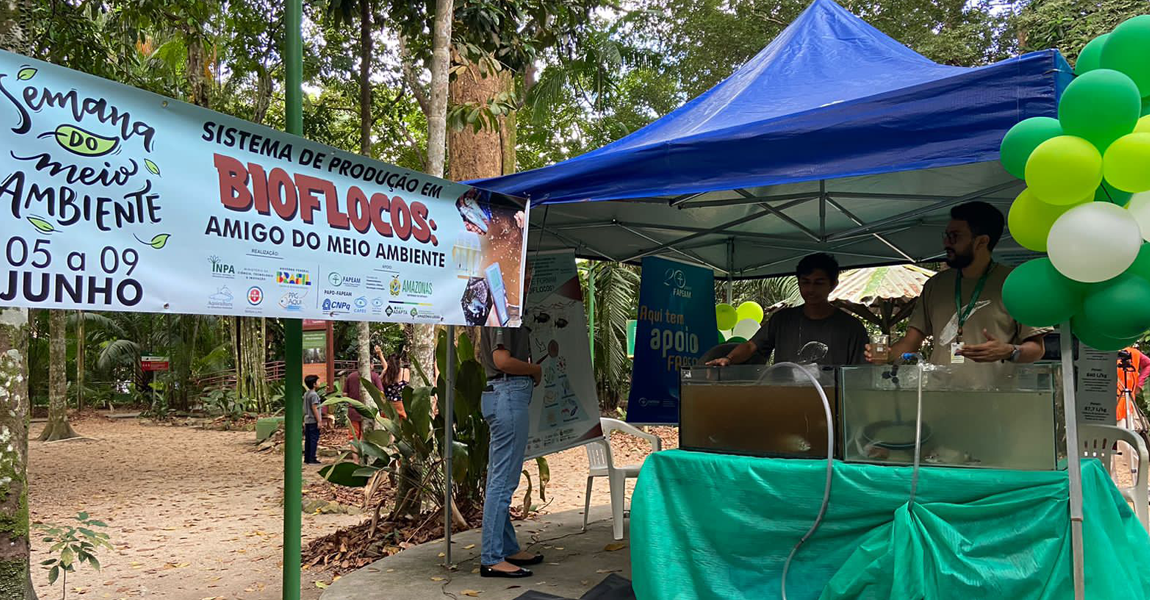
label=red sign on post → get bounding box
[141,356,170,372]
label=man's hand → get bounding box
[706,357,732,367]
[864,344,888,364]
[532,364,543,386]
[957,329,1015,363]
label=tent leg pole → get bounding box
[726,238,734,304]
[282,1,303,598]
[445,325,456,567]
[588,266,595,368]
[1060,323,1085,600]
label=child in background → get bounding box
[304,375,323,465]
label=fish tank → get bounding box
[839,363,1065,470]
[679,364,838,459]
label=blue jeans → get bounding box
[480,376,532,566]
[304,423,320,463]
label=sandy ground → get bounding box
[28,417,674,600]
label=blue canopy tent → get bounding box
[475,0,1072,279]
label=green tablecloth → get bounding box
[631,450,1150,600]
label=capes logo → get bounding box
[279,290,307,311]
[354,296,368,309]
[277,270,311,286]
[322,298,351,312]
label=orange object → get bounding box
[1117,347,1143,422]
[347,419,364,441]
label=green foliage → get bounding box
[37,513,113,598]
[579,261,641,411]
[1012,0,1148,64]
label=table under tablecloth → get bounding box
[631,450,1150,599]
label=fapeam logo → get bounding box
[328,272,342,287]
[247,286,263,306]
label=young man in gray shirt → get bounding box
[707,253,868,366]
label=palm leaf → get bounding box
[97,338,140,372]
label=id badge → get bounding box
[950,342,965,364]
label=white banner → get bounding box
[0,51,529,327]
[524,250,603,459]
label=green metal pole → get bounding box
[588,264,595,367]
[283,1,304,598]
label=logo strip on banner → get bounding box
[0,50,529,327]
[627,256,718,424]
[524,250,604,459]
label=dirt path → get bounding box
[30,418,363,600]
[29,417,676,600]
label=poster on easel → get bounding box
[524,250,603,459]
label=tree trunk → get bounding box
[0,307,32,598]
[76,310,85,412]
[39,310,77,441]
[186,32,208,108]
[447,55,513,182]
[237,318,267,412]
[357,0,375,392]
[427,0,453,177]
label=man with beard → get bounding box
[867,201,1048,369]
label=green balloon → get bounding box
[1000,117,1063,179]
[1025,135,1103,204]
[1002,258,1085,327]
[715,304,737,331]
[1095,179,1134,205]
[717,330,726,344]
[1059,69,1143,152]
[1072,314,1139,352]
[728,336,747,344]
[1101,15,1150,98]
[1129,243,1150,281]
[1075,34,1109,76]
[1082,272,1150,339]
[1143,96,1150,117]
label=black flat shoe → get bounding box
[506,554,544,567]
[480,565,533,578]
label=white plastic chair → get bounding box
[1080,423,1149,533]
[583,417,663,540]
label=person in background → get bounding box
[344,344,387,440]
[303,375,322,465]
[867,201,1049,371]
[1118,345,1150,425]
[381,352,409,420]
[477,264,542,579]
[707,253,868,366]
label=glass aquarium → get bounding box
[839,363,1065,470]
[679,364,838,459]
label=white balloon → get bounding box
[1128,192,1150,242]
[1047,202,1141,283]
[733,318,761,340]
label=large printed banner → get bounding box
[627,256,717,424]
[524,251,603,459]
[0,51,528,327]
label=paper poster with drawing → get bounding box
[524,250,603,459]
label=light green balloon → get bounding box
[1025,136,1104,204]
[1102,133,1150,193]
[1075,34,1109,76]
[735,301,764,325]
[715,303,737,331]
[1008,188,1079,252]
[1058,69,1142,151]
[1002,258,1085,327]
[1101,15,1150,98]
[1000,117,1063,179]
